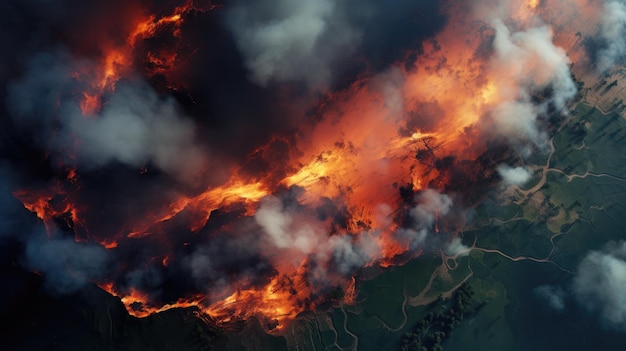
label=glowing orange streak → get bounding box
[98,282,204,318]
[13,187,79,235]
[100,239,118,249]
[343,276,358,304]
[79,47,133,115]
[125,180,269,235]
[130,14,183,45]
[180,181,268,227]
[203,276,304,331]
[101,274,305,330]
[77,1,204,115]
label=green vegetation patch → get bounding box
[400,283,477,351]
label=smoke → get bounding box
[411,189,453,225]
[530,241,626,328]
[326,233,381,274]
[371,67,406,120]
[63,83,208,184]
[25,236,108,294]
[6,50,208,185]
[183,227,270,294]
[1,172,108,297]
[224,0,447,89]
[178,188,453,300]
[573,241,626,329]
[534,285,566,311]
[597,0,626,72]
[254,195,382,279]
[497,164,532,186]
[393,189,455,251]
[488,18,576,147]
[225,0,360,88]
[0,161,110,295]
[180,192,382,297]
[444,237,470,257]
[256,196,324,254]
[528,241,626,330]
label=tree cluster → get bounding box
[400,283,476,351]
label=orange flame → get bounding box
[76,1,210,115]
[15,0,599,332]
[203,275,306,332]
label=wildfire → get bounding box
[203,275,307,331]
[99,282,201,318]
[100,273,307,331]
[10,0,594,333]
[76,0,209,115]
[156,180,269,232]
[13,181,78,235]
[101,239,118,249]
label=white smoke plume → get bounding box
[573,241,626,329]
[246,190,454,288]
[497,164,533,186]
[324,233,382,275]
[395,189,454,251]
[255,196,382,274]
[444,237,470,257]
[411,188,453,225]
[6,51,208,185]
[488,18,577,146]
[225,0,361,87]
[255,196,325,255]
[61,83,208,185]
[597,0,626,72]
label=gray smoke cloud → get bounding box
[183,227,266,296]
[60,84,208,185]
[0,161,109,295]
[444,237,470,257]
[497,164,533,186]
[224,0,361,88]
[597,0,626,72]
[325,233,381,275]
[181,189,456,298]
[255,196,326,255]
[573,240,626,329]
[25,236,108,294]
[488,19,577,147]
[0,165,26,239]
[534,285,566,311]
[254,195,383,277]
[530,241,626,327]
[394,189,454,251]
[6,50,208,185]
